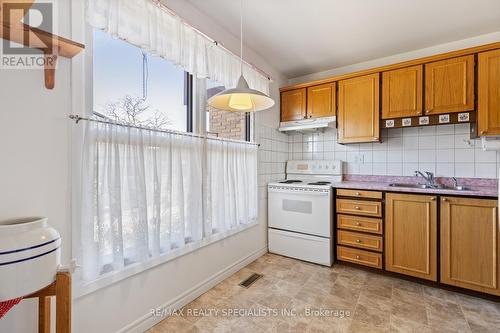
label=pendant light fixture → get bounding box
[207,0,275,112]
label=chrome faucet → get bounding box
[414,171,435,186]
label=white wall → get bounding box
[288,31,500,85]
[0,1,286,332]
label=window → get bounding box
[76,27,258,295]
[206,79,250,141]
[92,29,192,132]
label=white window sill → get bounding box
[73,221,259,299]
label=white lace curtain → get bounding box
[80,121,258,282]
[86,0,270,95]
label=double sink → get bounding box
[389,183,473,191]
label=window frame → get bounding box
[89,28,195,133]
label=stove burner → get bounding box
[307,181,331,185]
[279,180,302,184]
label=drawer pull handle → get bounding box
[354,206,360,210]
[356,255,360,259]
[355,192,360,196]
[356,222,361,226]
[356,239,361,243]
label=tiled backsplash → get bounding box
[287,124,500,178]
[256,126,288,199]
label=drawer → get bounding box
[336,199,382,217]
[337,246,382,269]
[337,230,383,252]
[337,214,383,234]
[337,189,382,199]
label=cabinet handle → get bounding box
[355,192,361,196]
[416,111,422,115]
[425,110,431,114]
[430,197,436,201]
[356,239,361,243]
[356,255,360,260]
[354,206,360,210]
[442,198,448,202]
[480,131,486,135]
[356,222,361,226]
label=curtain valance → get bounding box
[86,0,270,94]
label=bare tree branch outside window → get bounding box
[104,95,171,130]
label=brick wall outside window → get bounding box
[207,86,246,140]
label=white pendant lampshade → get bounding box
[208,75,275,112]
[207,0,274,112]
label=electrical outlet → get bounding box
[354,153,365,164]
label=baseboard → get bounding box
[117,247,268,333]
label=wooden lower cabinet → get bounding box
[385,193,437,281]
[336,198,382,217]
[337,230,383,252]
[440,196,500,296]
[337,246,382,269]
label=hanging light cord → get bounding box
[240,0,243,75]
[142,51,149,101]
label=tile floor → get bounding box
[148,253,500,333]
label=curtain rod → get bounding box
[150,0,273,82]
[69,115,260,147]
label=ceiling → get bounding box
[186,0,500,78]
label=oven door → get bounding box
[268,186,332,237]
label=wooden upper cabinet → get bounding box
[307,82,336,118]
[306,82,336,119]
[440,197,500,296]
[424,55,475,115]
[337,73,380,143]
[382,65,423,119]
[385,193,437,281]
[281,88,306,122]
[478,49,500,136]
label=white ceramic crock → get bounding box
[0,217,61,301]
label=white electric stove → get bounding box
[267,160,343,266]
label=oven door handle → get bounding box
[268,188,330,196]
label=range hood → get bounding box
[278,116,336,132]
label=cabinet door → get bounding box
[385,193,437,281]
[440,196,500,296]
[478,49,500,136]
[424,55,474,115]
[281,88,306,122]
[382,65,423,119]
[307,82,336,119]
[338,73,380,143]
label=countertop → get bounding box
[331,175,498,198]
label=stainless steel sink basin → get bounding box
[388,183,434,189]
[388,183,474,191]
[441,185,473,191]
